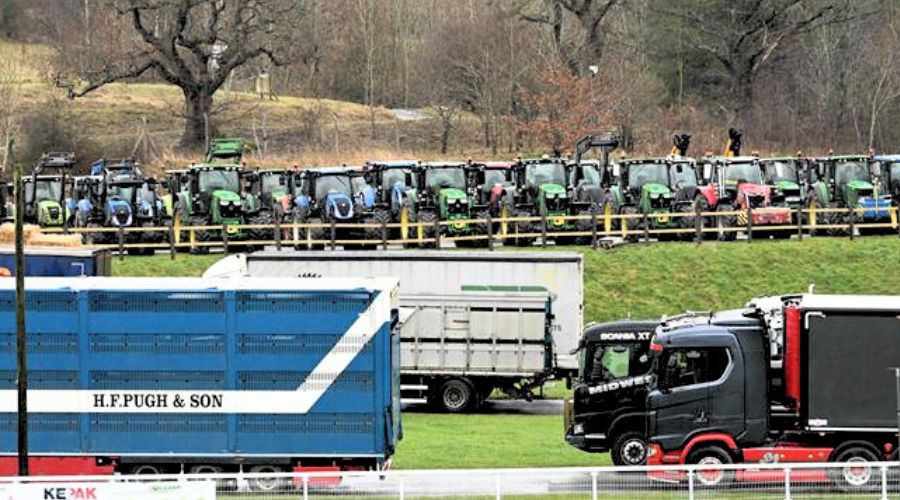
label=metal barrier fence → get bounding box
[41,205,900,257]
[2,462,900,499]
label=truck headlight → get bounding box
[573,423,584,435]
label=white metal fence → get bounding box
[3,462,900,499]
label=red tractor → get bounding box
[697,129,792,240]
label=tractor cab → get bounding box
[296,167,373,222]
[419,162,470,220]
[91,157,141,178]
[363,160,421,214]
[515,156,570,218]
[23,152,76,228]
[570,133,620,207]
[468,161,516,215]
[872,155,900,204]
[759,157,808,208]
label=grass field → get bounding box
[110,237,899,469]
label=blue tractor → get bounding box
[72,158,166,254]
[293,167,378,249]
[362,160,421,241]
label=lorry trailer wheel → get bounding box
[611,431,647,466]
[686,446,733,487]
[831,446,879,492]
[438,379,475,413]
[130,464,164,475]
[248,465,287,492]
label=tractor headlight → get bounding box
[573,423,584,435]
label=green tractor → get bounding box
[603,157,698,241]
[759,157,809,210]
[511,156,578,246]
[414,162,486,248]
[807,155,892,235]
[22,152,76,228]
[173,139,261,253]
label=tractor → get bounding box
[172,139,261,253]
[601,134,709,241]
[71,158,166,254]
[362,160,421,241]
[759,156,809,210]
[22,152,76,228]
[293,166,377,249]
[467,161,517,241]
[409,162,485,248]
[807,155,893,235]
[569,134,621,242]
[511,155,578,246]
[872,154,900,210]
[697,129,792,240]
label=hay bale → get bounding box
[27,233,83,248]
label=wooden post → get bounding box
[117,226,125,260]
[433,215,441,248]
[796,205,803,241]
[330,219,336,250]
[221,224,229,253]
[540,214,547,247]
[168,221,176,260]
[380,217,388,250]
[642,212,649,242]
[848,207,855,241]
[694,202,702,244]
[486,211,493,250]
[746,205,753,242]
[273,212,282,251]
[591,210,598,249]
[11,137,28,476]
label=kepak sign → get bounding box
[0,481,214,500]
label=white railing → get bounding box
[2,462,899,499]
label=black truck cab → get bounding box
[647,311,770,456]
[565,321,657,465]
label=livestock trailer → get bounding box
[205,250,584,371]
[0,277,400,487]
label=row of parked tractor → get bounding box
[1,130,898,253]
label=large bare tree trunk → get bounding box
[183,88,215,149]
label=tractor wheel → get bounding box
[467,210,491,248]
[827,202,851,237]
[416,210,439,249]
[573,207,597,245]
[188,216,211,255]
[715,203,737,241]
[247,211,275,249]
[678,196,707,241]
[361,208,392,249]
[296,217,326,250]
[512,209,535,247]
[621,206,640,243]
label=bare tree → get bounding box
[53,0,300,148]
[356,0,378,140]
[662,0,854,125]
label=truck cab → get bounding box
[565,321,657,465]
[646,294,900,491]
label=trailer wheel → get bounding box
[686,445,733,488]
[248,465,287,492]
[130,464,165,475]
[611,431,647,466]
[831,445,879,492]
[438,378,475,413]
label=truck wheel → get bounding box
[611,431,648,466]
[438,378,475,413]
[248,465,287,492]
[831,445,879,492]
[686,446,734,487]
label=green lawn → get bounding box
[392,413,607,469]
